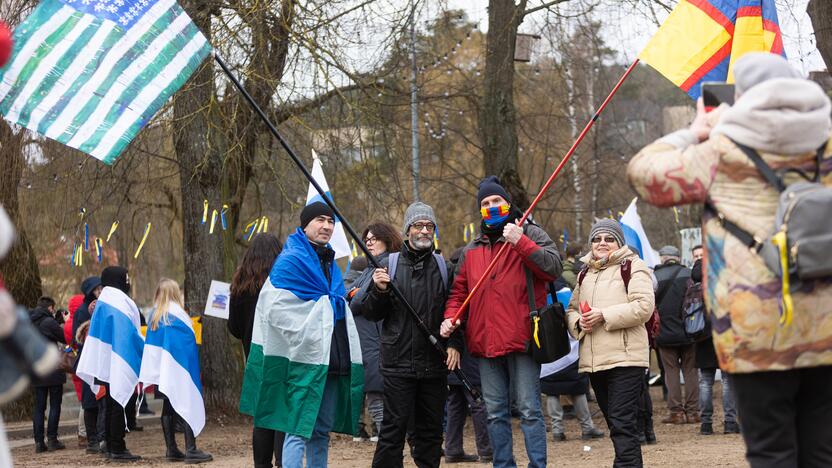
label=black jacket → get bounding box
[30,306,66,387]
[347,252,388,393]
[351,242,449,379]
[654,261,693,347]
[228,289,258,359]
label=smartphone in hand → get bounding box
[701,82,735,111]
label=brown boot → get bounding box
[661,412,687,424]
[77,435,87,449]
[687,412,701,424]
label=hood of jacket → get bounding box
[29,306,52,325]
[713,78,832,154]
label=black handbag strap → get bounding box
[524,267,537,313]
[705,201,763,252]
[732,140,787,192]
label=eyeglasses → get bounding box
[411,222,436,232]
[591,236,618,244]
[364,236,378,246]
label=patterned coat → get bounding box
[627,78,832,373]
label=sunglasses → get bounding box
[591,236,618,244]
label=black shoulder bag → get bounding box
[525,268,570,363]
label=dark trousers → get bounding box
[125,393,137,430]
[637,371,654,436]
[104,394,127,453]
[33,385,63,442]
[372,375,447,468]
[732,366,832,468]
[590,367,645,468]
[445,385,492,457]
[253,426,285,468]
[84,405,99,444]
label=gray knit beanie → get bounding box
[402,202,437,234]
[734,52,801,95]
[588,219,625,247]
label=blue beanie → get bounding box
[477,176,511,206]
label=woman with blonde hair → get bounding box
[139,278,212,464]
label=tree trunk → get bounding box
[564,66,583,240]
[808,0,832,71]
[0,121,43,421]
[479,0,530,209]
[174,1,242,416]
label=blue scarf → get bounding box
[269,228,346,320]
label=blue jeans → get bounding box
[33,385,62,442]
[282,376,338,468]
[698,368,736,425]
[479,353,547,468]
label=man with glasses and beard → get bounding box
[351,202,450,468]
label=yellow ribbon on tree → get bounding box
[772,231,794,327]
[75,244,83,267]
[209,210,218,234]
[134,223,152,259]
[202,200,209,224]
[106,221,119,242]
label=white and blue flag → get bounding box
[620,197,661,268]
[139,302,205,435]
[0,0,211,164]
[306,150,351,259]
[76,286,144,408]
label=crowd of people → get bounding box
[7,51,832,468]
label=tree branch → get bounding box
[523,0,571,17]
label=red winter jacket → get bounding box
[445,223,561,358]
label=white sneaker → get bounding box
[370,436,379,442]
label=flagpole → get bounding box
[450,58,640,324]
[213,52,482,403]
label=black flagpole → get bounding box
[214,52,482,403]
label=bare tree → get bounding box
[808,0,832,70]
[479,0,569,209]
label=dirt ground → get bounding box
[10,386,747,467]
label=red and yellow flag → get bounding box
[639,0,784,99]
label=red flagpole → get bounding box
[450,58,641,324]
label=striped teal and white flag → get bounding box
[0,0,211,164]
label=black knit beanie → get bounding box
[300,201,335,229]
[476,176,511,206]
[101,266,130,295]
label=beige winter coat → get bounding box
[566,247,655,373]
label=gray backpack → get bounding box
[713,140,831,283]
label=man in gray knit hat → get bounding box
[351,201,450,468]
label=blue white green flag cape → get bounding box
[239,228,363,438]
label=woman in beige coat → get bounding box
[566,219,655,467]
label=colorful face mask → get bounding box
[481,204,511,227]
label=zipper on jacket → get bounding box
[589,269,603,372]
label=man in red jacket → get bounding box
[441,176,561,468]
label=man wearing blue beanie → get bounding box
[442,176,562,468]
